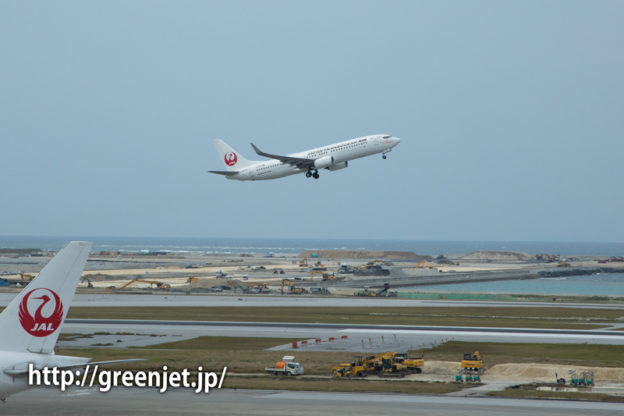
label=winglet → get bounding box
[250,143,264,156]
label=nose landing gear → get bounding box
[382,154,387,159]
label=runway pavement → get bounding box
[2,292,624,309]
[60,319,624,349]
[3,388,622,415]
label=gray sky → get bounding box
[1,1,622,241]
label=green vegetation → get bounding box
[224,377,462,394]
[65,306,624,330]
[59,337,354,375]
[56,336,462,394]
[0,248,43,255]
[411,341,624,368]
[56,336,624,397]
[58,333,94,341]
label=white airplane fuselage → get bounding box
[220,134,400,181]
[0,351,89,398]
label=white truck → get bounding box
[265,356,304,376]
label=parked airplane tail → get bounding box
[214,139,254,171]
[0,241,91,354]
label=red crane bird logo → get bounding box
[18,288,64,337]
[224,152,238,166]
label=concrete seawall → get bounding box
[300,266,624,289]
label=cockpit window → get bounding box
[382,135,391,139]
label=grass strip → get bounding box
[66,306,623,330]
[413,341,624,368]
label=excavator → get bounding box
[393,353,424,373]
[354,260,392,276]
[310,270,335,281]
[461,351,484,372]
[311,261,327,271]
[280,279,308,295]
[119,278,171,290]
[356,352,406,377]
[458,351,485,383]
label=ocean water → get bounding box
[409,273,624,296]
[1,235,623,296]
[0,236,623,257]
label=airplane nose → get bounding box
[393,137,401,146]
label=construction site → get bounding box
[1,247,624,405]
[4,247,623,296]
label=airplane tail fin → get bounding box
[214,139,254,171]
[0,241,91,354]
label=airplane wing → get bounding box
[250,143,314,169]
[208,170,239,176]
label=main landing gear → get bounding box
[305,170,320,179]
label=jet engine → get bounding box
[327,161,348,171]
[314,155,335,169]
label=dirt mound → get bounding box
[298,250,429,260]
[488,363,624,382]
[424,361,460,375]
[460,251,531,261]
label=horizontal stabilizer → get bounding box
[208,170,238,176]
[4,359,146,376]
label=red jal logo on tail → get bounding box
[224,152,238,166]
[18,288,64,337]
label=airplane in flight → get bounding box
[208,134,401,180]
[0,241,139,401]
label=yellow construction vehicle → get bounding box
[351,353,407,377]
[280,279,308,295]
[186,277,198,283]
[298,259,308,268]
[461,351,484,372]
[394,353,424,373]
[119,278,171,290]
[332,363,351,377]
[251,283,271,294]
[458,351,484,383]
[378,353,406,377]
[332,359,367,378]
[354,260,392,276]
[310,269,325,280]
